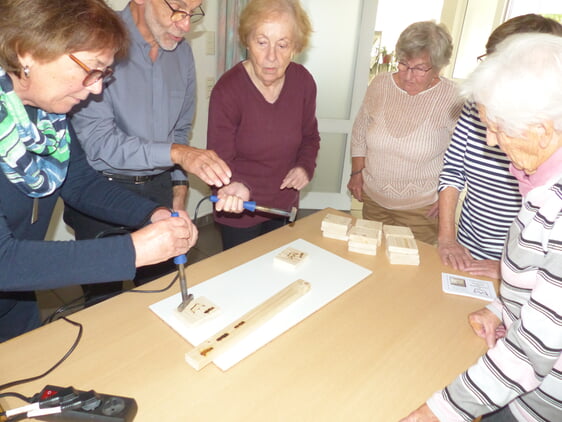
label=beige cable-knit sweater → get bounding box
[351,72,462,209]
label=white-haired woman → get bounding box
[401,33,562,422]
[348,21,463,245]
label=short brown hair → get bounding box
[238,0,312,54]
[486,14,562,54]
[0,0,128,75]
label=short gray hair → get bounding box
[462,33,562,136]
[395,21,453,70]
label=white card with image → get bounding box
[441,273,497,302]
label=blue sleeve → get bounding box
[0,126,162,292]
[171,45,196,182]
[0,228,137,291]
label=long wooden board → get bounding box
[185,279,311,370]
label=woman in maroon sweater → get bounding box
[207,0,320,250]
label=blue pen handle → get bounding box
[209,195,256,212]
[170,211,187,265]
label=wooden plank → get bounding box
[185,279,311,371]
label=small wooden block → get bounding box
[386,236,418,255]
[348,226,379,244]
[322,231,349,241]
[355,218,383,232]
[321,214,352,234]
[322,213,352,227]
[383,225,414,239]
[386,250,420,266]
[274,247,309,269]
[348,243,377,256]
[177,296,220,325]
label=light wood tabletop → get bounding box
[0,208,493,421]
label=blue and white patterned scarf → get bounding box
[0,67,70,197]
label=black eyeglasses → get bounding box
[69,54,113,87]
[476,53,487,63]
[397,61,433,77]
[162,0,205,23]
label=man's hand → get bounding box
[170,144,231,187]
[172,184,188,211]
[214,182,250,213]
[400,404,440,422]
[280,166,309,191]
[468,307,502,348]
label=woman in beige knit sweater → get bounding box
[348,21,463,245]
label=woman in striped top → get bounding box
[437,15,562,280]
[349,21,463,245]
[401,33,562,422]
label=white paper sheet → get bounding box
[150,238,372,370]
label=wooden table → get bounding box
[0,209,492,421]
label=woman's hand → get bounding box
[347,172,363,202]
[468,307,503,348]
[281,167,309,191]
[439,238,501,280]
[463,259,501,280]
[214,182,251,213]
[426,201,439,218]
[438,239,474,270]
[400,404,439,422]
[131,215,197,267]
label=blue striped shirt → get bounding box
[438,101,522,260]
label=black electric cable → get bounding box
[0,392,33,404]
[4,195,212,394]
[0,317,82,392]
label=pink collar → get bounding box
[510,148,562,196]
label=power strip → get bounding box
[34,385,137,422]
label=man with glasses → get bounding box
[65,0,230,304]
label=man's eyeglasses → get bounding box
[69,54,113,87]
[476,54,487,63]
[397,61,432,77]
[162,0,205,23]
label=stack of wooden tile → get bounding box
[321,213,352,240]
[347,219,382,255]
[383,225,419,265]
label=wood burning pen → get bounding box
[171,211,193,312]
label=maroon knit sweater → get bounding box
[207,62,320,228]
